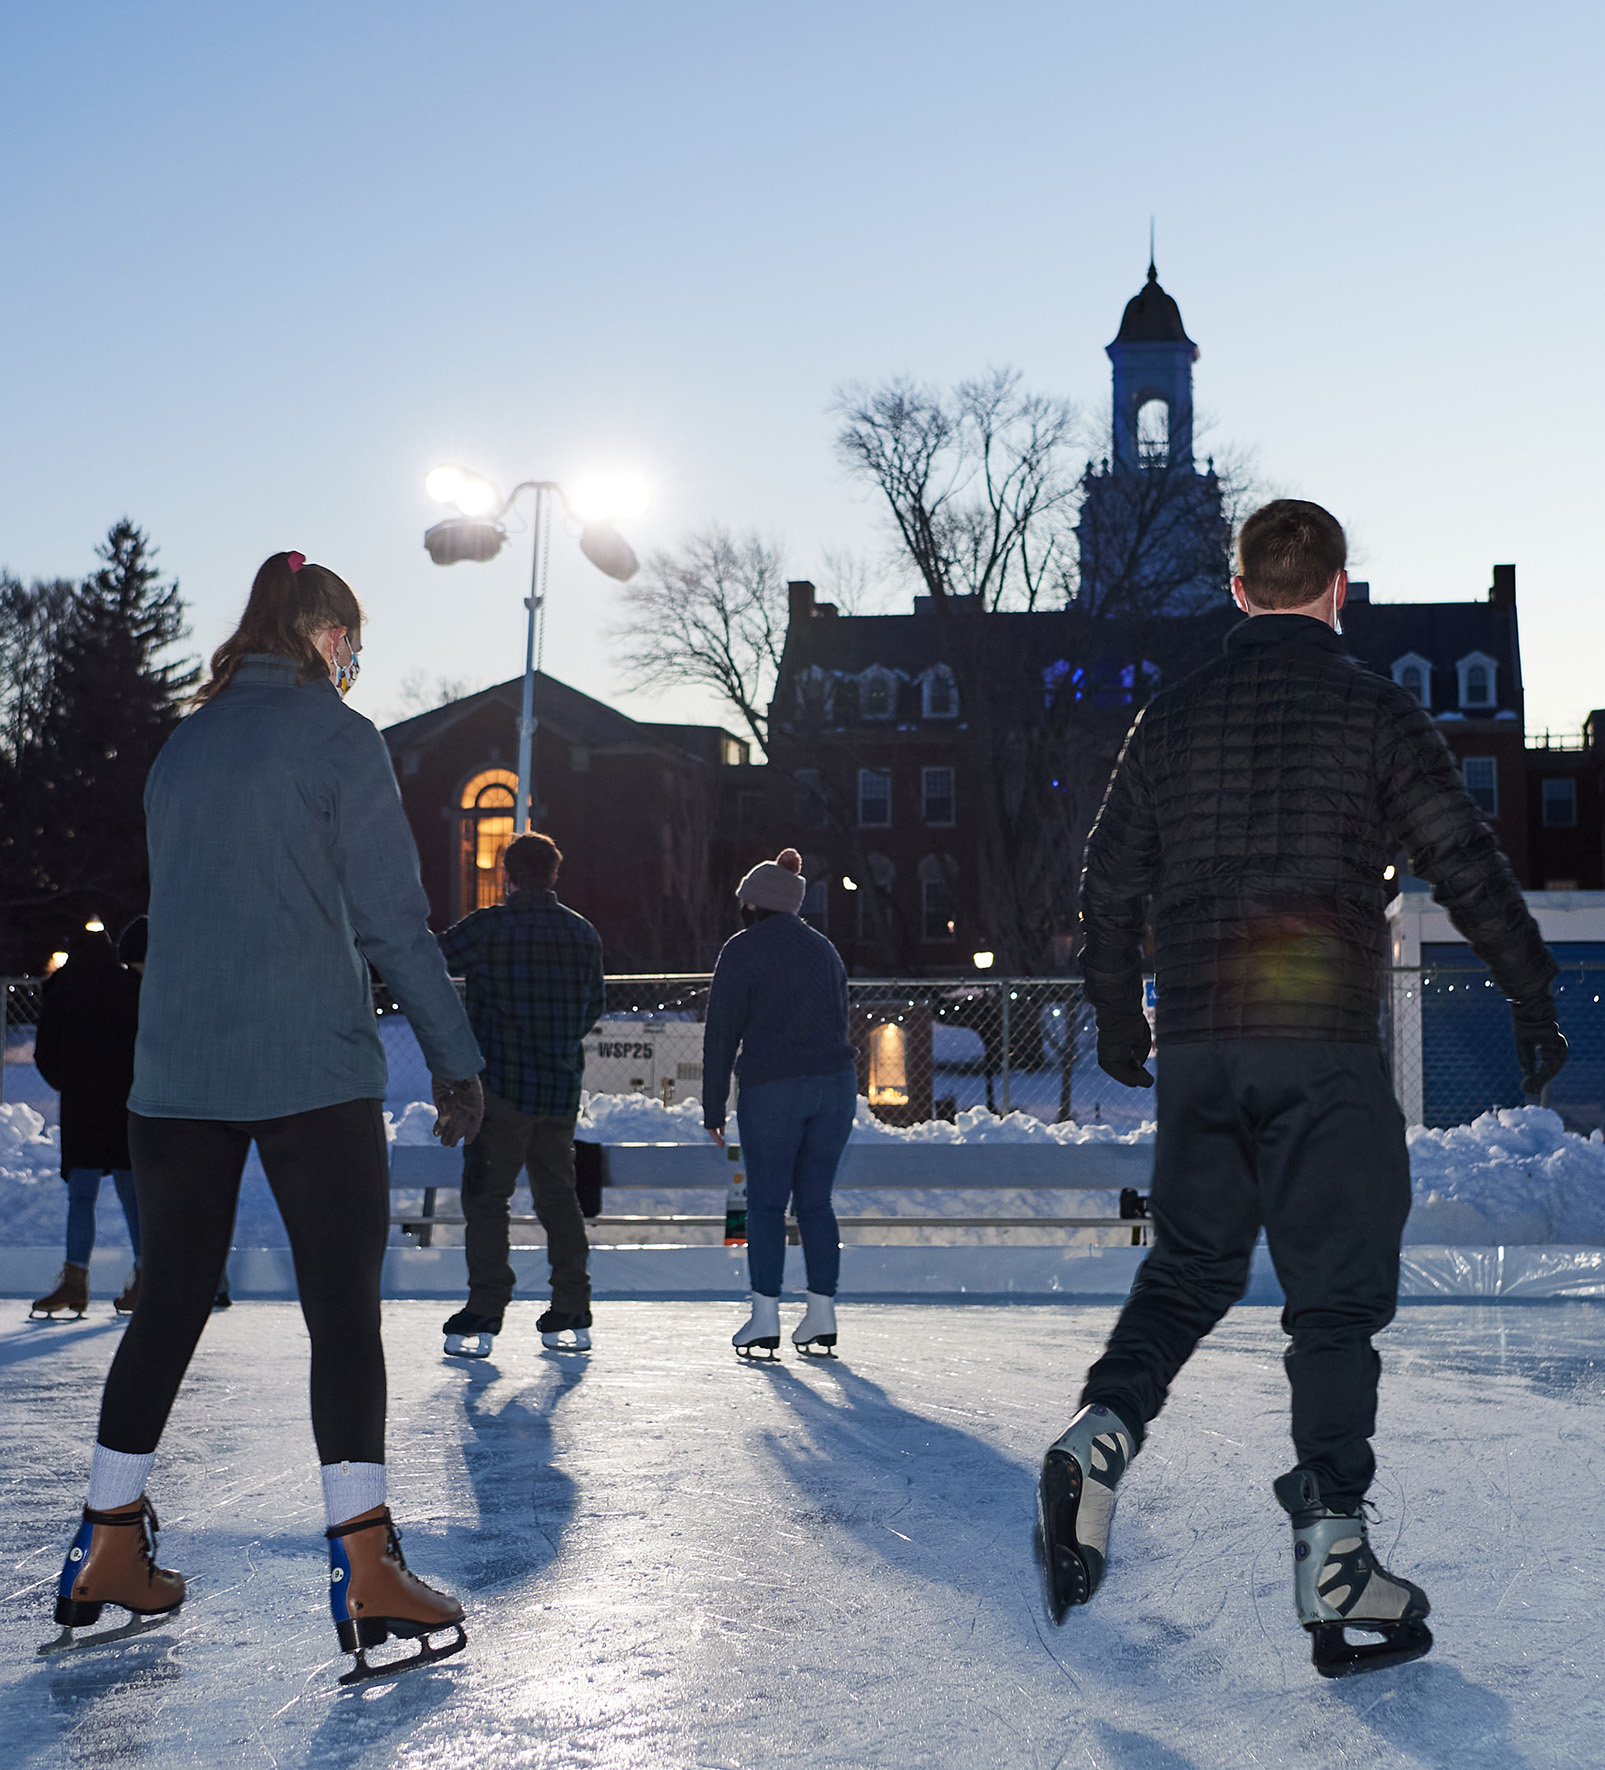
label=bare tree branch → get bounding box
[611,527,788,755]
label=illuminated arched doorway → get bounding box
[457,768,519,915]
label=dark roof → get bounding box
[1111,262,1196,349]
[1342,600,1522,713]
[383,672,728,759]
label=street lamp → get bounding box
[423,468,645,835]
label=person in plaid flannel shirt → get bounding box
[436,833,605,1353]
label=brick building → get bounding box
[382,673,749,971]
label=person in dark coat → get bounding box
[1037,499,1567,1676]
[30,923,144,1319]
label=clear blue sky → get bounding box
[4,1,1602,735]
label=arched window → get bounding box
[921,666,958,719]
[1391,653,1432,709]
[1137,398,1169,463]
[918,854,958,943]
[859,667,898,721]
[458,767,519,915]
[1455,652,1498,711]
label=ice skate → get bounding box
[47,1497,185,1649]
[113,1268,141,1315]
[791,1291,837,1356]
[326,1505,466,1684]
[733,1293,781,1360]
[1037,1402,1135,1621]
[537,1307,592,1350]
[30,1263,88,1321]
[441,1307,501,1359]
[1273,1470,1432,1678]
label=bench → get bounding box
[388,1138,1154,1247]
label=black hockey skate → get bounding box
[1037,1403,1135,1622]
[536,1308,592,1351]
[1273,1470,1433,1678]
[441,1307,501,1359]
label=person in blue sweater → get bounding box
[702,848,856,1357]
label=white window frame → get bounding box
[921,765,956,827]
[1391,652,1433,709]
[1461,755,1498,817]
[1455,651,1498,711]
[858,667,899,722]
[857,767,892,828]
[921,666,958,719]
[1542,777,1578,829]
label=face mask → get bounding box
[333,632,360,697]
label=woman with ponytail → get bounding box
[49,551,487,1684]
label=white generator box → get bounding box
[581,1019,706,1103]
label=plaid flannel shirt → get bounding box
[438,890,605,1118]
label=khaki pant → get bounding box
[461,1088,589,1316]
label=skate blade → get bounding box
[735,1339,780,1361]
[1309,1620,1433,1679]
[339,1623,467,1685]
[793,1339,837,1357]
[1037,1450,1092,1623]
[27,1310,85,1323]
[541,1331,591,1351]
[444,1334,494,1359]
[38,1612,172,1657]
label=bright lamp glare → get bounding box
[426,465,499,517]
[453,478,498,517]
[607,474,650,520]
[569,474,649,522]
[972,950,995,970]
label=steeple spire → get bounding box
[1148,216,1156,281]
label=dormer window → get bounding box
[921,665,958,719]
[859,668,898,721]
[1455,652,1498,711]
[1391,652,1432,708]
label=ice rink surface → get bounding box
[2,1299,1602,1770]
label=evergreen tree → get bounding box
[0,522,195,969]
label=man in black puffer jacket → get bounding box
[1037,500,1567,1674]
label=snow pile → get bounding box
[569,1090,1156,1148]
[576,1090,712,1144]
[0,1102,58,1184]
[385,1101,440,1145]
[1408,1107,1605,1245]
[843,1097,1153,1146]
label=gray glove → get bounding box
[431,1073,486,1147]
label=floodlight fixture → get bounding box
[972,950,995,970]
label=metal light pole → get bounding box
[423,468,644,835]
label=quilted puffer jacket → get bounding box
[1080,614,1556,1044]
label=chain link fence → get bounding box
[7,966,1604,1135]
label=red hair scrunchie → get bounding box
[286,551,306,573]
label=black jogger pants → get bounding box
[99,1099,391,1464]
[1081,1041,1412,1509]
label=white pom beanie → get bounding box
[736,847,807,914]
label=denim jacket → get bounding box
[130,654,482,1120]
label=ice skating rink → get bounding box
[2,1300,1602,1769]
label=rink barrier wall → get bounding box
[4,1244,1605,1303]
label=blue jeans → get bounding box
[737,1068,855,1298]
[65,1168,141,1268]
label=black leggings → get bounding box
[100,1099,391,1464]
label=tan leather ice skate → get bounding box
[54,1497,186,1627]
[30,1263,89,1320]
[326,1505,466,1683]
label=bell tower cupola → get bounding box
[1107,256,1198,473]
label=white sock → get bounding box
[87,1444,155,1512]
[320,1461,387,1529]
